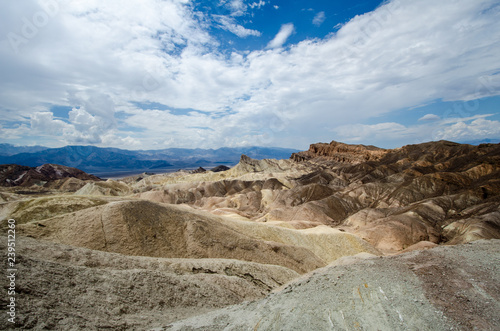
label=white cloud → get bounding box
[418,114,440,121]
[31,112,67,134]
[249,1,266,9]
[435,118,500,141]
[1,0,500,149]
[0,123,31,141]
[333,122,413,146]
[30,109,100,145]
[312,11,326,26]
[333,114,500,148]
[226,0,247,16]
[213,15,261,37]
[29,102,124,146]
[266,23,295,49]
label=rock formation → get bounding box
[126,140,500,252]
[0,163,100,187]
[1,139,499,330]
[16,199,381,274]
[291,140,386,163]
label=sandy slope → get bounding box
[16,200,380,274]
[160,239,500,331]
[0,235,299,330]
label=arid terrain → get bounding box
[1,140,499,330]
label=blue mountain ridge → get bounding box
[0,144,299,176]
[0,143,48,156]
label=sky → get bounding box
[0,0,500,150]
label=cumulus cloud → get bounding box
[28,107,144,148]
[435,118,500,141]
[30,109,98,145]
[333,114,500,148]
[1,0,500,149]
[312,11,326,26]
[31,112,67,134]
[266,23,295,49]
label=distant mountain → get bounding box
[0,144,299,176]
[0,143,48,156]
[0,145,173,173]
[135,146,300,164]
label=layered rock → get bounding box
[129,140,500,252]
[0,163,100,187]
[291,140,386,163]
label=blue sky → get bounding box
[0,0,499,150]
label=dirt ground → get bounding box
[160,239,500,331]
[1,236,498,330]
[0,235,299,330]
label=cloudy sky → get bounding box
[1,0,499,150]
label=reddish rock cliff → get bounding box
[291,140,386,164]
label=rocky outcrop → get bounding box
[129,141,500,252]
[16,200,323,274]
[210,165,230,172]
[0,163,100,187]
[74,180,131,196]
[291,140,386,163]
[3,195,107,225]
[190,167,207,173]
[229,154,294,174]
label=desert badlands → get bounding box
[1,140,499,330]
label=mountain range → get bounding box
[0,144,299,177]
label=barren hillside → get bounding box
[1,140,499,330]
[163,239,500,331]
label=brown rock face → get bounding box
[130,141,500,252]
[287,140,500,251]
[291,140,386,163]
[0,163,100,187]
